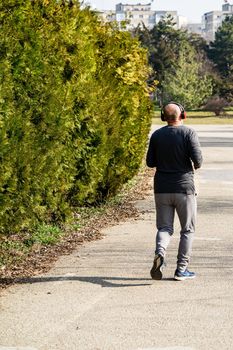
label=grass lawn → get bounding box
[152,109,233,125]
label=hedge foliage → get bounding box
[0,0,153,235]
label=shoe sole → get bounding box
[150,255,163,280]
[174,275,196,281]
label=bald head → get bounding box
[163,103,181,122]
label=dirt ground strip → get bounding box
[0,167,154,290]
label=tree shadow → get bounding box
[197,197,233,214]
[199,136,233,147]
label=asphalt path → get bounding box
[0,125,233,350]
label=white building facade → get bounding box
[114,3,184,30]
[115,3,156,29]
[202,11,223,41]
[95,1,233,40]
[202,2,233,42]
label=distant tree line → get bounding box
[134,14,233,111]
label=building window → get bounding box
[139,15,144,18]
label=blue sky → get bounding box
[86,0,227,23]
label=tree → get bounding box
[135,16,213,108]
[208,15,233,99]
[135,16,188,85]
[203,96,229,116]
[162,42,213,109]
[209,16,233,77]
[0,0,153,234]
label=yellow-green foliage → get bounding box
[0,0,153,234]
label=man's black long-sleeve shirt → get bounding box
[146,125,203,194]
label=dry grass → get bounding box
[153,109,233,125]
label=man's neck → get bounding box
[167,120,183,127]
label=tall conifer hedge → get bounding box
[0,0,153,235]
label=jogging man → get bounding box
[146,102,203,281]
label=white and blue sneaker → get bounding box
[174,269,196,281]
[150,254,164,280]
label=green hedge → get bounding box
[0,0,153,235]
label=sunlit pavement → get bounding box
[0,125,233,350]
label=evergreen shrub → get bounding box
[0,0,153,235]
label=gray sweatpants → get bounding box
[154,193,197,272]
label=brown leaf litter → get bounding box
[0,168,154,290]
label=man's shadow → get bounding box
[1,275,158,288]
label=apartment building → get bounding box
[154,10,179,27]
[186,23,203,36]
[202,2,233,42]
[202,11,223,41]
[115,2,156,29]
[222,2,233,13]
[95,1,233,40]
[114,3,184,30]
[97,10,116,23]
[95,2,188,31]
[222,1,233,19]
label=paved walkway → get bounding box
[0,125,233,350]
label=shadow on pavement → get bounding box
[199,137,233,147]
[198,198,233,213]
[0,276,153,288]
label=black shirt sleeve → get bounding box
[146,135,156,168]
[187,130,203,169]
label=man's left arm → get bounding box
[146,136,156,168]
[188,130,203,169]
